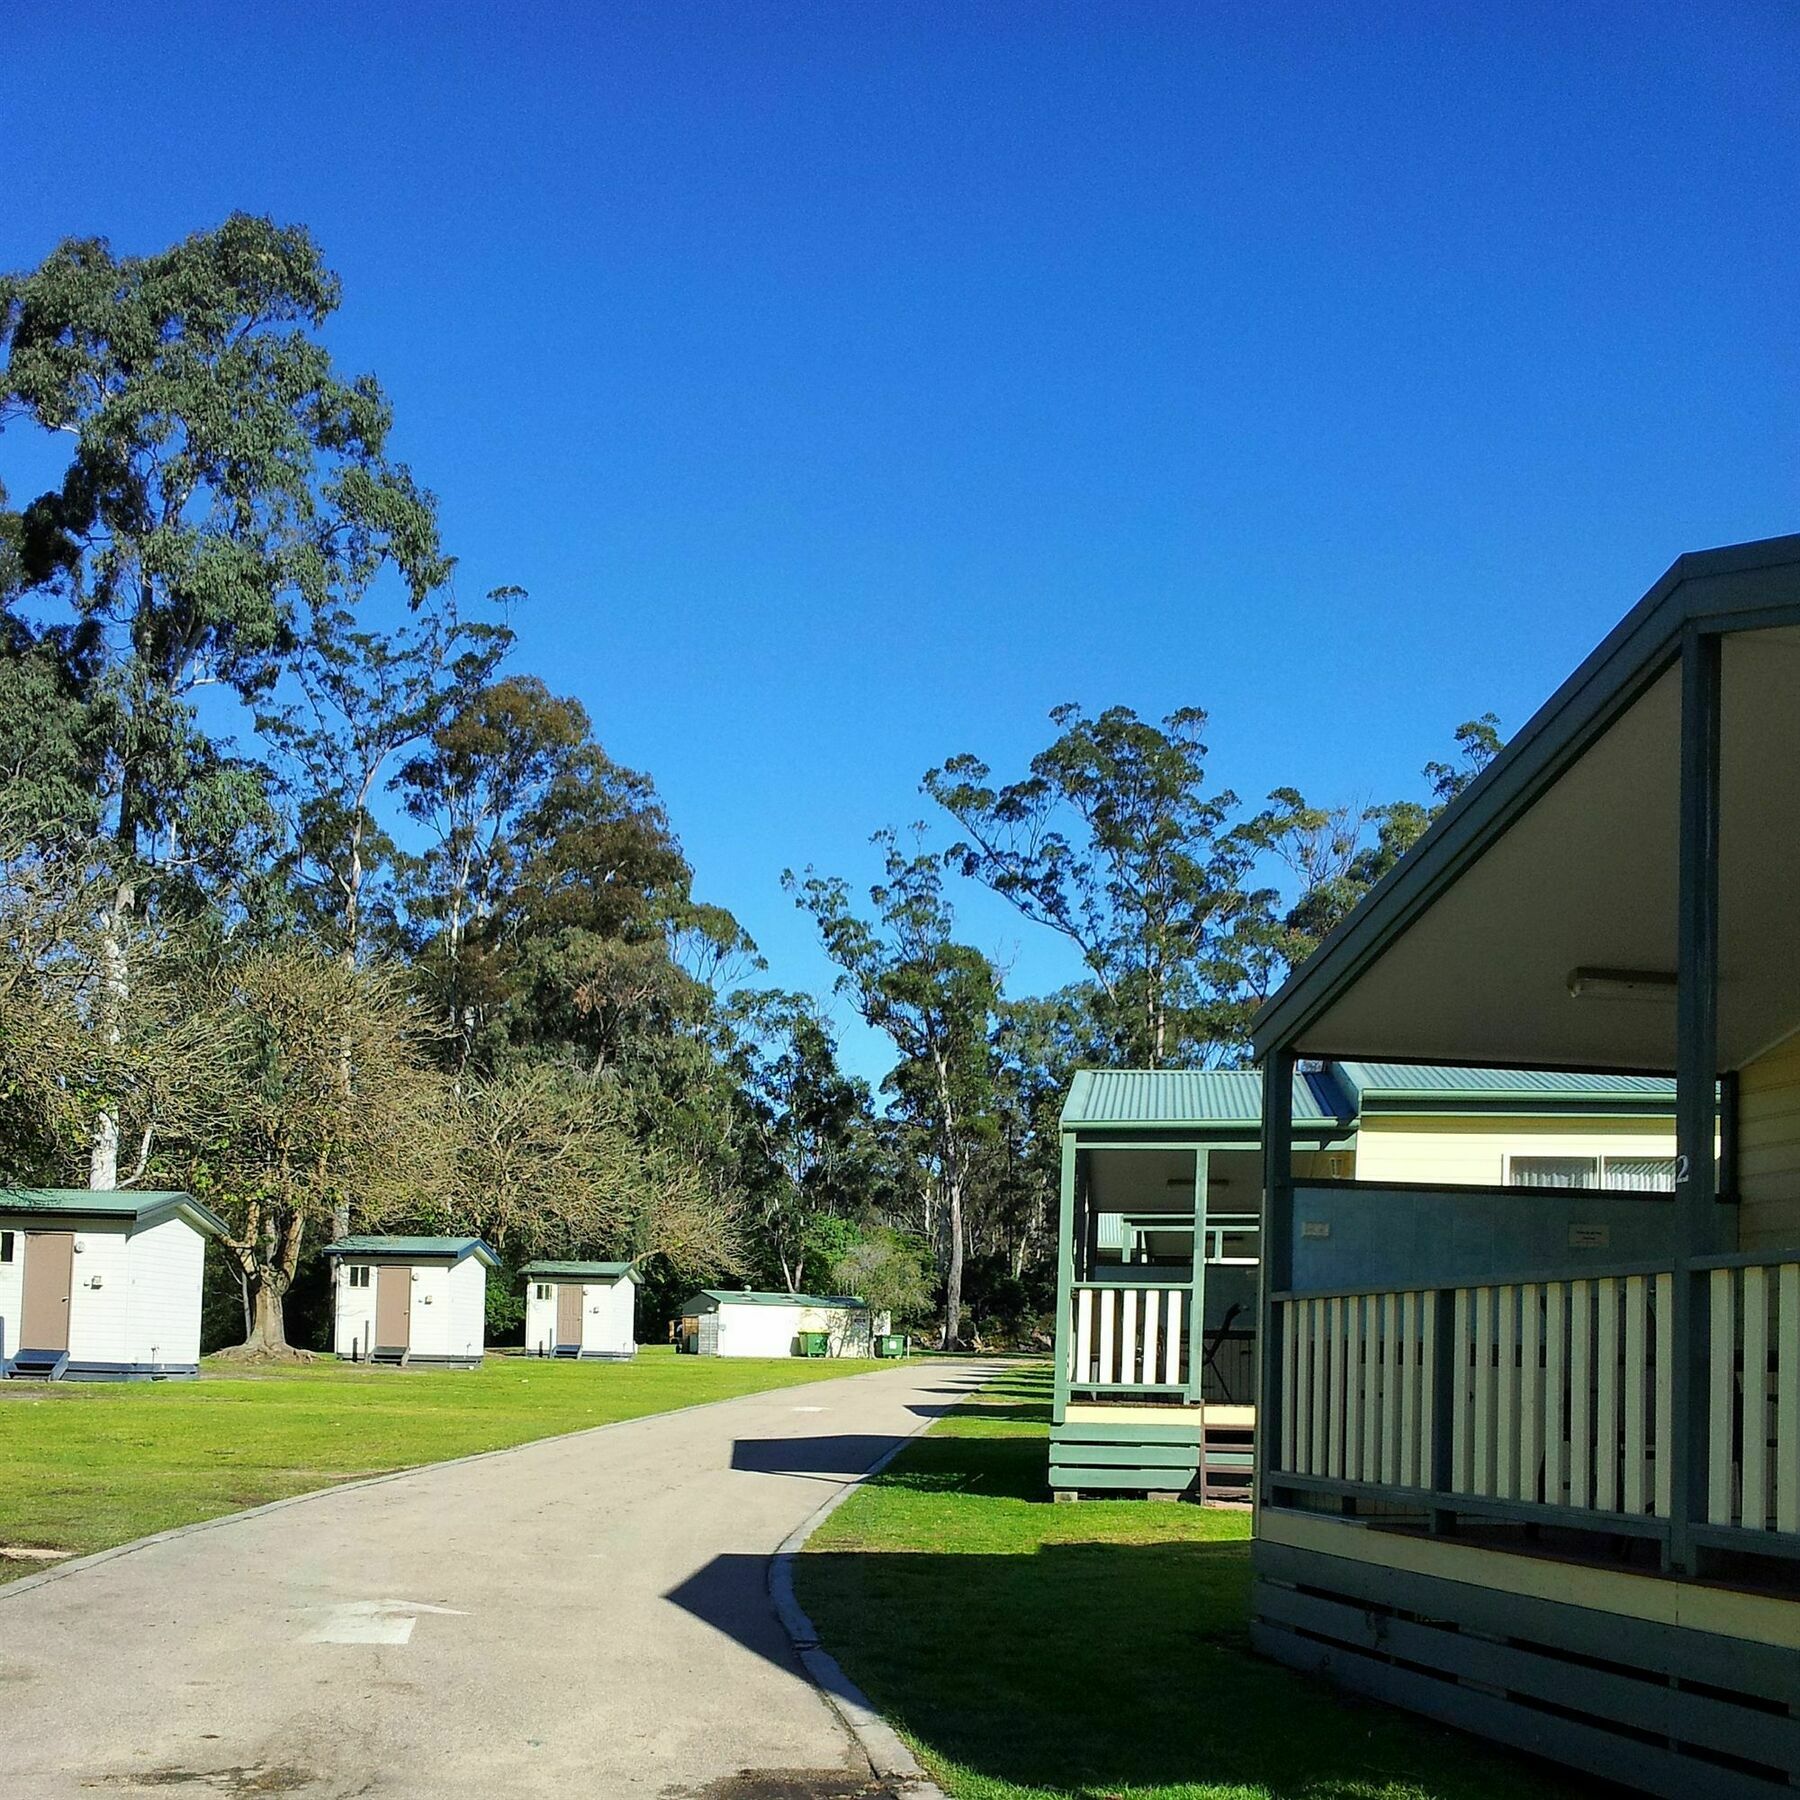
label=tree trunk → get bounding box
[240,1274,291,1353]
[941,1177,965,1350]
[88,876,134,1189]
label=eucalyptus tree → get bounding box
[786,833,998,1347]
[726,989,878,1293]
[925,704,1272,1067]
[263,588,513,964]
[0,215,447,1184]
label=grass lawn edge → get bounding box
[0,1354,926,1603]
[768,1362,1008,1795]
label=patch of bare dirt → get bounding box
[84,1768,317,1793]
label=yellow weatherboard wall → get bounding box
[1351,1113,1677,1185]
[1739,1028,1800,1248]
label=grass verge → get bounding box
[796,1363,1590,1800]
[0,1346,879,1576]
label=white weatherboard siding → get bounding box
[716,1302,805,1358]
[1352,1115,1678,1186]
[444,1258,487,1361]
[0,1227,21,1360]
[400,1261,486,1361]
[334,1259,486,1361]
[0,1216,207,1370]
[65,1227,131,1366]
[709,1300,873,1357]
[124,1216,205,1366]
[524,1278,636,1356]
[333,1265,379,1356]
[586,1280,635,1356]
[406,1264,455,1358]
[525,1281,555,1354]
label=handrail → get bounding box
[1293,1176,1683,1203]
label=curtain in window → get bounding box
[1604,1157,1677,1192]
[1509,1156,1598,1189]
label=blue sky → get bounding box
[4,3,1797,1084]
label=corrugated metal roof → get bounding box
[681,1290,869,1310]
[1060,1067,1353,1130]
[519,1260,639,1282]
[1340,1062,1676,1106]
[321,1235,498,1267]
[0,1188,225,1236]
[1060,1061,1676,1130]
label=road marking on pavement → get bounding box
[792,1405,827,1412]
[301,1599,466,1645]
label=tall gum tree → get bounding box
[0,215,448,1186]
[786,832,997,1348]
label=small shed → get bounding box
[322,1236,496,1368]
[521,1261,640,1359]
[0,1188,225,1381]
[677,1290,884,1358]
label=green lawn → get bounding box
[0,1346,878,1574]
[797,1364,1589,1800]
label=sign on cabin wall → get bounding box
[1568,1224,1612,1249]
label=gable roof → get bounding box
[1060,1062,1674,1133]
[1250,534,1800,1070]
[680,1289,869,1311]
[0,1188,226,1237]
[1061,1067,1354,1132]
[320,1235,498,1269]
[519,1260,640,1283]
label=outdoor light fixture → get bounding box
[1566,966,1679,1003]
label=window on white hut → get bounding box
[0,1231,12,1263]
[1508,1156,1599,1189]
[1603,1156,1677,1192]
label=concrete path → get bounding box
[0,1359,995,1799]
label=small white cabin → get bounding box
[322,1236,495,1369]
[677,1290,885,1358]
[0,1188,224,1381]
[522,1261,640,1359]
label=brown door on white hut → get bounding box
[375,1265,411,1349]
[20,1231,75,1352]
[556,1281,583,1348]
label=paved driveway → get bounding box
[0,1359,993,1798]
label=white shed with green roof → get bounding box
[0,1189,225,1382]
[321,1236,496,1368]
[521,1261,640,1360]
[677,1289,883,1358]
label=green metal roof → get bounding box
[0,1188,226,1237]
[321,1235,499,1269]
[1340,1062,1675,1109]
[519,1260,640,1283]
[1061,1067,1354,1131]
[680,1289,869,1311]
[1060,1062,1675,1132]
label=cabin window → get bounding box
[1508,1156,1598,1189]
[1603,1156,1677,1192]
[535,1283,551,1300]
[347,1264,371,1288]
[0,1231,12,1263]
[1203,1216,1260,1263]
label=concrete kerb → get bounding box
[769,1362,1002,1800]
[0,1358,970,1606]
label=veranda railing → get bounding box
[1267,1250,1800,1570]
